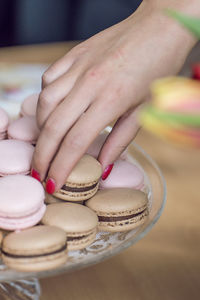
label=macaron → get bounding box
[2,225,68,271]
[147,105,200,127]
[86,188,148,232]
[20,93,39,117]
[52,154,102,201]
[0,175,46,230]
[100,159,144,190]
[45,193,83,205]
[0,107,9,140]
[0,230,3,252]
[0,140,34,176]
[86,132,127,160]
[42,203,98,250]
[7,116,40,145]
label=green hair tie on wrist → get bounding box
[166,9,200,39]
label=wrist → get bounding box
[146,0,200,17]
[132,0,199,50]
[127,1,198,75]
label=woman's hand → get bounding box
[32,1,196,192]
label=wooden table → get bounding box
[0,42,200,300]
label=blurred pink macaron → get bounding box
[8,116,40,145]
[20,93,39,117]
[0,140,34,176]
[100,159,144,190]
[0,107,9,140]
[87,132,127,160]
[0,175,46,230]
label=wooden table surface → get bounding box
[0,42,200,300]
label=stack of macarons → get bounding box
[140,76,200,147]
[42,153,148,234]
[0,92,149,273]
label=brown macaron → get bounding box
[52,155,102,201]
[42,203,98,250]
[2,225,68,271]
[86,188,148,232]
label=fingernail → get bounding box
[192,64,200,80]
[31,168,41,182]
[46,178,56,194]
[102,164,114,180]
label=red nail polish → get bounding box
[46,178,56,194]
[31,168,41,182]
[102,164,114,180]
[192,64,200,80]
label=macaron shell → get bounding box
[2,225,67,271]
[2,250,68,272]
[66,154,102,184]
[0,203,46,230]
[42,203,98,233]
[2,225,66,255]
[0,107,9,133]
[53,155,102,201]
[0,175,45,217]
[0,230,3,246]
[86,188,148,232]
[0,140,34,175]
[20,93,39,117]
[86,188,147,215]
[45,193,84,205]
[99,159,144,190]
[8,116,40,143]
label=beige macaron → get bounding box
[42,203,98,250]
[45,193,84,205]
[2,225,68,272]
[52,154,102,201]
[86,188,148,232]
[0,230,3,256]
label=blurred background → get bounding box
[0,0,142,47]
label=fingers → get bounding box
[42,52,75,88]
[42,44,87,88]
[46,99,116,191]
[32,85,93,181]
[98,105,141,170]
[37,64,83,128]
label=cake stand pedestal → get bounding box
[0,141,166,300]
[0,278,40,300]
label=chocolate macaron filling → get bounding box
[67,235,90,242]
[98,208,148,222]
[61,182,98,193]
[2,243,67,259]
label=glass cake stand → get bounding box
[0,141,166,300]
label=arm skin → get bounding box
[32,0,200,192]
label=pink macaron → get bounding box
[20,93,39,117]
[8,116,40,145]
[0,140,34,176]
[0,107,9,140]
[87,132,127,160]
[99,159,144,190]
[0,175,46,230]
